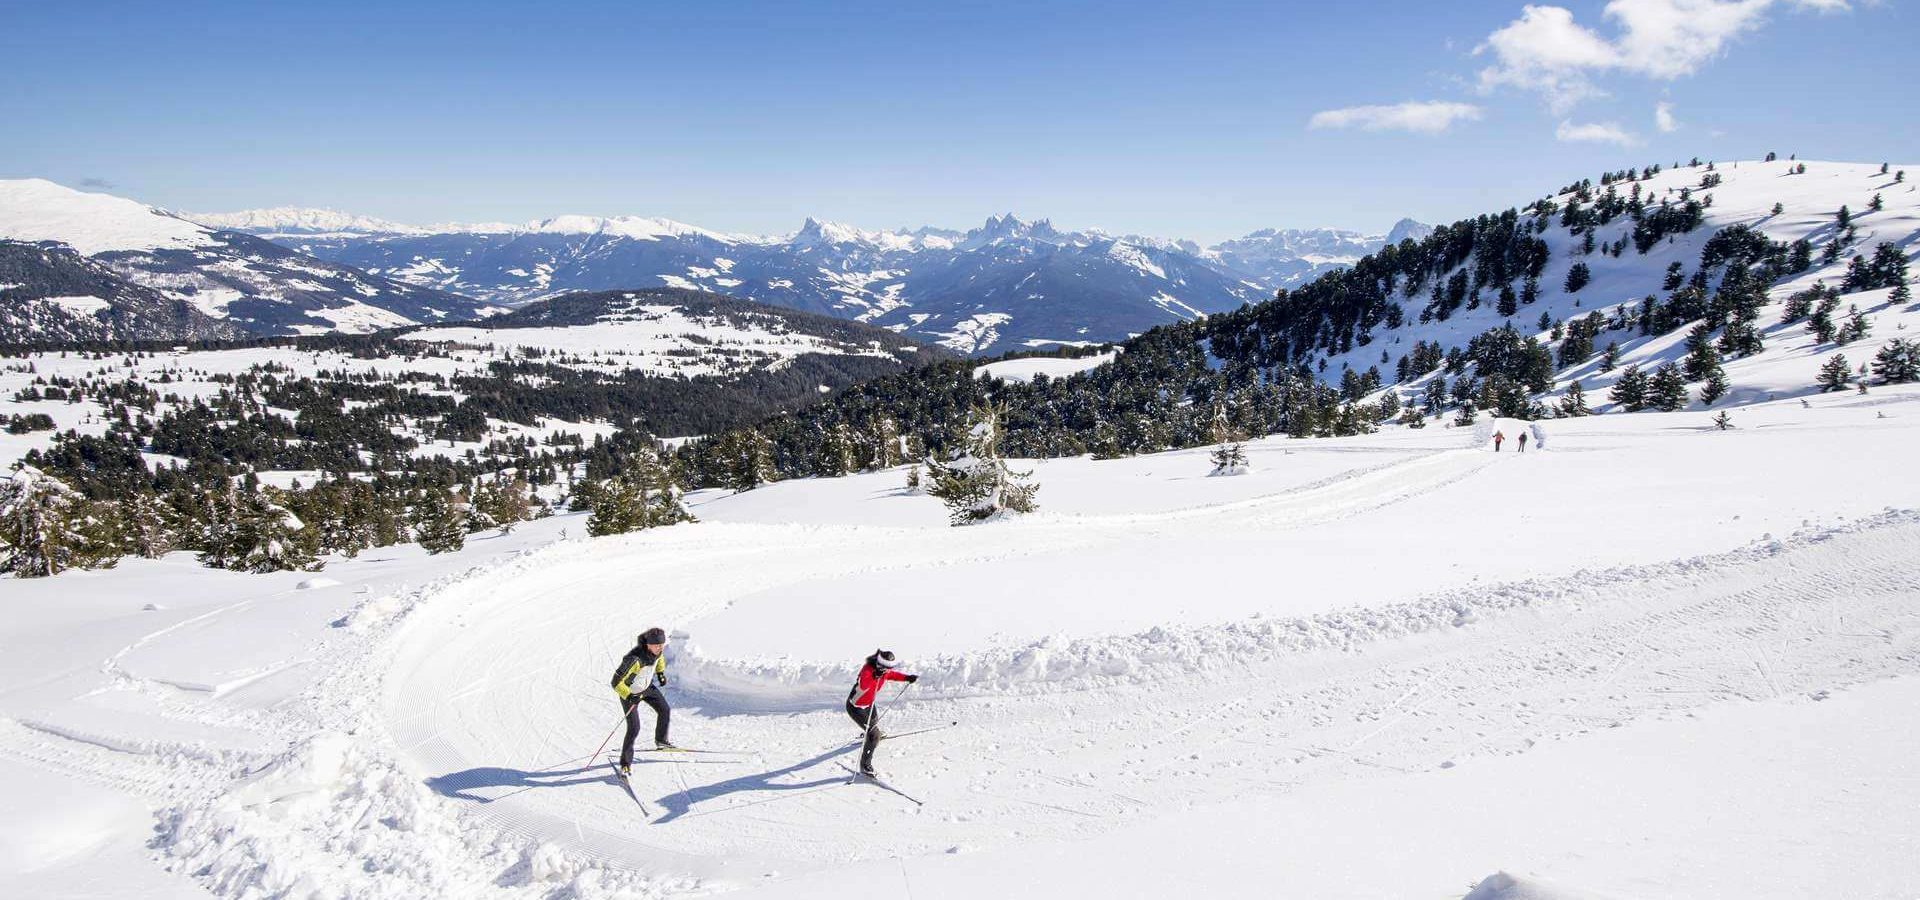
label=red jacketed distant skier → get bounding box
[609,627,673,777]
[1492,430,1506,452]
[847,649,918,777]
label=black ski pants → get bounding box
[619,686,670,767]
[845,699,881,772]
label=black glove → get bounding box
[656,672,668,687]
[904,674,919,684]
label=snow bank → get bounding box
[154,731,691,900]
[1464,871,1625,900]
[673,508,1919,710]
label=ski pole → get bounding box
[589,705,630,763]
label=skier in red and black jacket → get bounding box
[846,649,918,777]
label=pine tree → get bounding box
[1816,354,1852,392]
[1564,262,1592,293]
[926,405,1038,525]
[1599,342,1620,373]
[0,465,118,577]
[230,489,317,573]
[1682,323,1721,382]
[588,444,692,537]
[1610,365,1648,411]
[1648,364,1688,411]
[903,462,925,494]
[1663,262,1685,291]
[1206,401,1249,476]
[1869,193,1883,213]
[1872,339,1919,383]
[414,487,467,554]
[1834,304,1871,345]
[1558,380,1590,417]
[1453,400,1477,426]
[1770,202,1784,216]
[1712,410,1733,430]
[1698,367,1730,406]
[1497,284,1518,317]
[117,490,178,559]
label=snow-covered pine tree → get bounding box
[1558,380,1590,416]
[414,487,467,555]
[926,404,1038,526]
[1817,354,1852,392]
[1713,410,1733,430]
[1206,400,1249,476]
[229,488,318,573]
[1648,364,1689,411]
[903,461,925,494]
[1872,339,1918,383]
[0,464,118,577]
[587,444,692,537]
[117,490,178,559]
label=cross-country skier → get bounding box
[1492,430,1506,452]
[846,649,918,777]
[1518,431,1529,452]
[610,627,673,776]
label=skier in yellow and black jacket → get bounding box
[610,627,673,774]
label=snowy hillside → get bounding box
[3,387,1917,900]
[1305,159,1920,414]
[196,205,1427,354]
[0,179,491,339]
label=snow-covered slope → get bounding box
[1240,159,1917,412]
[408,288,943,379]
[3,387,1917,900]
[199,206,1427,354]
[0,179,491,338]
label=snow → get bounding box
[972,351,1116,382]
[4,161,1920,900]
[0,179,216,256]
[6,382,1911,900]
[43,295,112,317]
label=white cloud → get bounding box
[1476,0,1850,110]
[1308,101,1484,134]
[1655,100,1680,132]
[1557,119,1641,146]
[1475,5,1620,112]
[1607,0,1772,79]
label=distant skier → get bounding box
[610,627,673,776]
[846,649,919,777]
[1492,430,1506,452]
[1517,431,1528,453]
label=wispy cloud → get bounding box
[79,177,117,190]
[1308,101,1483,134]
[1654,100,1680,132]
[1476,1,1851,111]
[1557,119,1640,146]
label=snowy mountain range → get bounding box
[193,206,1426,354]
[0,179,493,342]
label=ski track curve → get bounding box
[377,475,1920,889]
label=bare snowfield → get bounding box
[2,384,1917,899]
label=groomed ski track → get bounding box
[379,434,1920,890]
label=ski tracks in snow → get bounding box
[374,469,1920,885]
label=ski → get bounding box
[838,721,958,752]
[644,746,751,756]
[837,762,925,807]
[606,755,651,815]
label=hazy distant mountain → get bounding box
[0,180,491,340]
[201,206,1426,354]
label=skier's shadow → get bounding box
[429,757,693,803]
[649,744,856,825]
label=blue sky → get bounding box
[3,0,1912,242]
